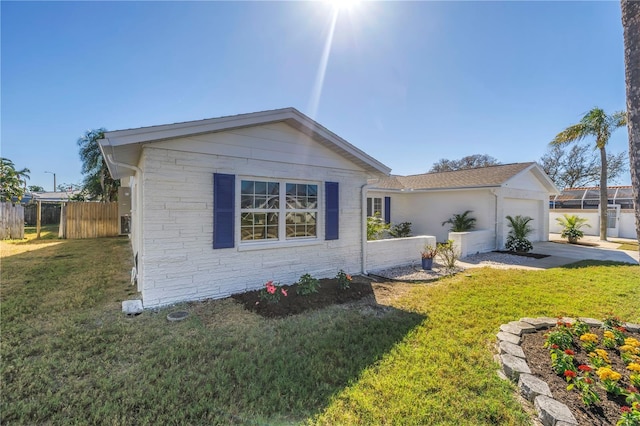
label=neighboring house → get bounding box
[549,186,636,239]
[99,108,391,308]
[368,163,560,250]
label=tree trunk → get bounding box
[621,0,640,254]
[599,146,608,241]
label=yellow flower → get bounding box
[625,337,640,348]
[620,345,640,354]
[628,363,640,373]
[604,330,615,339]
[596,367,622,381]
[594,349,611,363]
[580,333,598,343]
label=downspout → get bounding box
[361,181,376,275]
[491,188,499,250]
[106,153,143,289]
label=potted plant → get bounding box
[421,244,438,270]
[556,214,590,244]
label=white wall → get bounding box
[137,124,377,308]
[550,210,638,239]
[371,189,496,243]
[448,230,495,257]
[366,235,436,271]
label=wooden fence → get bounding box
[60,202,119,239]
[0,202,25,239]
[25,203,61,226]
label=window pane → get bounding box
[240,212,279,241]
[241,180,254,194]
[286,212,317,238]
[285,183,318,210]
[255,181,267,194]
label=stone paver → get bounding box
[534,395,577,426]
[577,317,603,327]
[499,340,525,359]
[497,331,521,345]
[500,354,531,381]
[520,317,557,329]
[518,374,552,402]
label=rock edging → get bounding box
[495,316,640,426]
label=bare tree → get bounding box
[429,154,500,172]
[540,144,628,189]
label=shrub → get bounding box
[389,222,412,238]
[367,213,390,240]
[556,214,590,244]
[436,240,458,274]
[441,210,477,232]
[296,273,320,296]
[335,269,352,290]
[505,215,534,252]
[259,281,287,304]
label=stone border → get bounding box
[495,317,640,426]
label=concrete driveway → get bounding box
[458,234,638,270]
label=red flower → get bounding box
[281,288,288,297]
[584,378,593,384]
[564,370,577,378]
[578,365,592,372]
[621,406,631,414]
[551,344,559,349]
[564,349,575,356]
[616,326,627,332]
[565,322,572,328]
[627,385,639,393]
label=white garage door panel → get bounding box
[503,198,542,242]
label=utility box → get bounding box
[118,186,132,235]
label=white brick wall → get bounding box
[366,236,436,271]
[448,230,495,257]
[139,146,370,308]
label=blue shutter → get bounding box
[384,196,391,224]
[213,173,235,249]
[325,182,339,240]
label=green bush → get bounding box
[436,240,458,274]
[505,215,534,253]
[389,222,412,238]
[367,213,390,240]
[296,273,320,296]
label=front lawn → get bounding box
[2,234,638,425]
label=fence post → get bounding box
[36,200,42,239]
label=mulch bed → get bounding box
[521,327,639,425]
[231,275,375,318]
[493,250,550,259]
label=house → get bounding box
[367,163,560,252]
[99,108,391,308]
[549,186,636,239]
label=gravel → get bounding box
[370,251,538,281]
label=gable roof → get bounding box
[98,107,391,179]
[372,162,559,193]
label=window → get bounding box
[367,197,383,217]
[240,179,318,242]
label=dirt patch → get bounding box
[521,327,639,425]
[493,250,550,259]
[231,275,376,318]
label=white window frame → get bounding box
[367,197,383,218]
[237,177,322,250]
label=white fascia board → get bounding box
[367,185,501,193]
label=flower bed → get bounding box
[521,316,640,425]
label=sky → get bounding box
[1,0,632,191]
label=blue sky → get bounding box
[1,0,631,191]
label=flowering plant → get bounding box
[421,245,438,259]
[336,269,352,290]
[259,280,288,304]
[617,403,640,426]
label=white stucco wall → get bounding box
[550,210,638,239]
[137,123,377,308]
[448,230,495,257]
[366,235,436,271]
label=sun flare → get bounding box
[325,0,361,12]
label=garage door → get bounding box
[503,198,543,243]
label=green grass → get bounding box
[2,235,639,425]
[611,239,639,252]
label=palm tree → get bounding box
[441,210,476,232]
[77,128,119,202]
[550,108,627,241]
[0,157,30,202]
[555,214,591,244]
[621,0,640,252]
[505,215,534,253]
